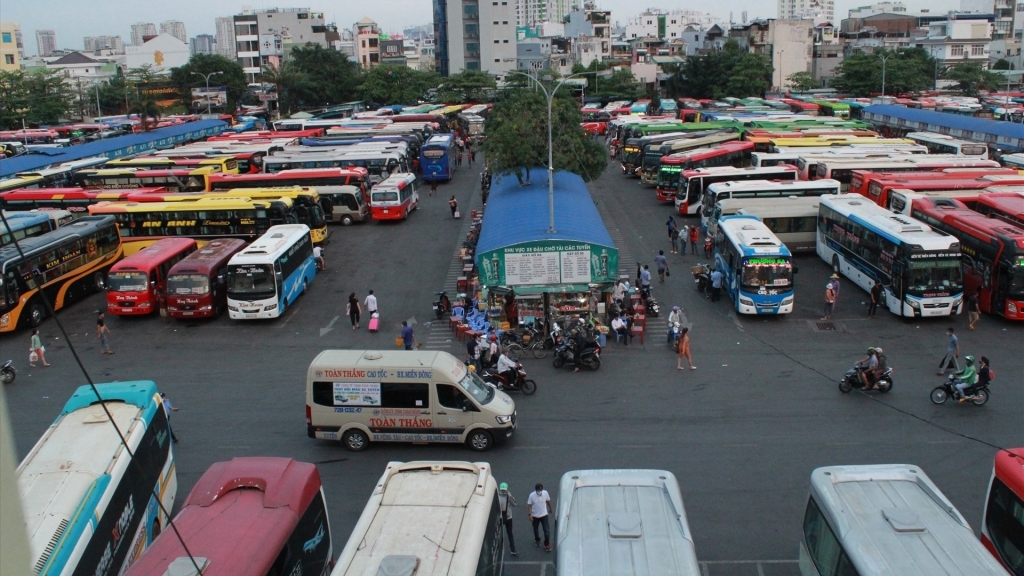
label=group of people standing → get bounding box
[666,216,702,256]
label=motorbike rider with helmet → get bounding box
[954,355,978,401]
[858,347,879,389]
[496,350,518,387]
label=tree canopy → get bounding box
[169,54,248,113]
[357,65,440,105]
[0,69,77,129]
[674,39,772,99]
[786,71,818,92]
[829,48,937,96]
[285,45,363,108]
[434,70,497,104]
[943,62,1005,96]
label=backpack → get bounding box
[986,367,995,382]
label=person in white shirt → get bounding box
[313,245,324,271]
[612,279,626,302]
[363,290,377,316]
[496,351,518,385]
[610,314,629,345]
[487,335,499,368]
[527,483,553,552]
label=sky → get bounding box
[5,0,962,57]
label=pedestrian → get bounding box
[430,180,438,197]
[710,266,723,302]
[967,290,980,330]
[97,311,113,355]
[829,274,841,310]
[449,196,458,218]
[347,292,361,329]
[160,392,179,443]
[29,328,50,367]
[821,283,836,320]
[401,320,415,350]
[868,281,883,318]
[527,483,553,553]
[704,234,713,259]
[635,261,642,286]
[363,290,378,317]
[937,327,959,375]
[640,265,651,290]
[467,147,474,167]
[666,216,677,241]
[670,227,680,254]
[676,326,695,370]
[156,286,169,323]
[498,482,519,555]
[470,148,477,164]
[457,149,463,167]
[655,250,669,283]
[688,225,699,254]
[466,333,480,367]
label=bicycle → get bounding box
[503,337,549,360]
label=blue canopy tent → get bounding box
[861,105,1024,152]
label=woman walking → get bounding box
[347,292,361,329]
[30,329,50,367]
[449,196,458,218]
[676,327,695,370]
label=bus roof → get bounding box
[556,469,700,576]
[124,457,323,576]
[89,197,285,214]
[230,224,311,262]
[823,194,957,249]
[718,215,790,255]
[0,216,117,266]
[707,179,841,192]
[684,165,797,177]
[168,238,247,277]
[308,349,467,380]
[808,464,1010,575]
[661,141,753,164]
[0,211,50,232]
[993,449,1024,494]
[109,238,197,272]
[911,198,1024,242]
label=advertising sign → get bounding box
[191,86,227,110]
[477,241,618,287]
[331,382,381,406]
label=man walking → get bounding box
[499,482,519,555]
[160,392,179,443]
[639,265,652,291]
[655,250,669,283]
[527,483,553,552]
[829,274,841,310]
[97,312,113,355]
[967,290,980,330]
[688,225,699,254]
[868,281,883,318]
[937,327,959,375]
[363,290,378,318]
[401,321,415,350]
[449,196,458,218]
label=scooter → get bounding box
[552,339,601,371]
[432,291,451,320]
[315,248,326,271]
[480,364,537,395]
[1,360,15,385]
[838,363,894,393]
[692,264,711,296]
[667,322,681,352]
[640,287,660,317]
[930,373,990,406]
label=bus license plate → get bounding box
[181,311,194,316]
[245,313,260,319]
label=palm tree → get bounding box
[259,61,301,118]
[126,64,162,131]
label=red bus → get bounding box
[206,168,370,221]
[156,150,268,174]
[855,173,1024,208]
[981,448,1024,575]
[848,168,1019,196]
[909,197,1024,319]
[976,189,1024,228]
[370,173,419,221]
[0,187,168,213]
[124,457,333,576]
[166,238,247,319]
[206,128,323,141]
[655,141,755,201]
[671,165,799,213]
[106,238,197,316]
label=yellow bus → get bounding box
[0,174,44,194]
[73,167,218,192]
[104,156,240,174]
[87,196,304,255]
[768,136,915,152]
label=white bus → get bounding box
[907,131,989,158]
[709,195,819,237]
[226,224,316,319]
[673,165,799,215]
[701,179,841,230]
[17,381,177,576]
[1001,152,1024,169]
[800,464,1010,576]
[736,198,821,252]
[817,194,964,317]
[332,461,503,576]
[715,215,795,315]
[886,188,991,215]
[556,469,701,576]
[264,150,409,183]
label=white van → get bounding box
[306,350,516,452]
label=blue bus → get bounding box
[226,224,316,319]
[714,214,795,315]
[17,381,177,576]
[420,133,456,182]
[1,211,52,247]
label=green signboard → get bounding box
[477,241,618,288]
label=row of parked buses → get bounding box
[17,379,1024,576]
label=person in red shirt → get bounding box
[688,226,699,254]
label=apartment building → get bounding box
[1,22,21,70]
[233,7,338,83]
[36,29,56,57]
[130,22,157,46]
[435,0,517,77]
[354,18,381,68]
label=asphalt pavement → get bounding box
[3,154,1022,576]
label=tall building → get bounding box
[517,0,571,27]
[354,17,381,68]
[130,22,157,46]
[36,29,56,57]
[0,21,21,70]
[434,0,516,77]
[190,34,215,55]
[961,0,1014,38]
[778,0,834,26]
[215,16,236,58]
[84,35,124,53]
[232,7,339,83]
[160,20,188,44]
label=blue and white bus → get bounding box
[17,381,177,576]
[714,215,795,315]
[420,133,456,182]
[817,193,964,317]
[226,224,316,319]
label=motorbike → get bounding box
[480,363,537,395]
[640,287,660,317]
[432,291,451,320]
[930,374,989,406]
[1,360,15,385]
[838,363,893,393]
[667,322,682,351]
[552,339,601,371]
[315,248,326,271]
[691,264,711,296]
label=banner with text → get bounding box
[477,241,618,287]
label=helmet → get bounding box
[499,482,508,491]
[673,305,680,311]
[965,355,975,366]
[490,334,497,341]
[468,364,476,372]
[874,347,883,354]
[867,347,876,355]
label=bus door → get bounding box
[994,261,1009,315]
[891,260,905,311]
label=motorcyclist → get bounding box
[571,328,587,373]
[954,355,977,401]
[496,350,518,387]
[858,347,879,389]
[667,306,683,338]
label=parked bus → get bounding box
[817,194,964,317]
[982,448,1024,575]
[701,179,841,230]
[714,215,795,315]
[0,211,64,247]
[907,131,989,157]
[640,132,741,184]
[226,224,315,319]
[653,141,755,199]
[106,238,197,316]
[817,157,1003,190]
[124,457,332,576]
[0,173,44,193]
[88,197,299,255]
[800,464,1009,576]
[556,469,701,576]
[621,132,692,175]
[17,381,177,576]
[263,150,407,183]
[670,165,799,214]
[74,168,216,192]
[0,215,121,331]
[420,133,457,182]
[208,169,369,224]
[106,156,240,174]
[975,189,1024,228]
[887,188,988,214]
[369,173,419,221]
[331,461,503,576]
[707,196,821,252]
[909,197,1024,320]
[11,157,110,188]
[165,238,246,319]
[857,173,1024,209]
[0,187,168,214]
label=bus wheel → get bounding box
[341,215,354,226]
[302,279,308,295]
[28,303,46,328]
[93,272,106,291]
[342,429,369,451]
[466,429,493,452]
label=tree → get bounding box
[830,48,937,96]
[357,65,440,105]
[126,64,163,131]
[286,45,362,109]
[259,60,304,117]
[594,68,642,100]
[725,52,772,98]
[169,54,248,113]
[943,62,1004,96]
[992,58,1011,70]
[434,70,497,103]
[0,70,30,130]
[22,69,76,126]
[484,88,607,183]
[787,71,818,92]
[96,71,132,116]
[673,39,768,99]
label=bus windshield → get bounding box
[167,273,210,295]
[227,264,276,299]
[658,167,682,189]
[1007,263,1024,297]
[742,257,792,290]
[906,257,962,294]
[460,370,495,405]
[107,271,148,292]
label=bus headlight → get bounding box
[952,296,962,308]
[228,305,239,312]
[495,415,512,425]
[782,297,794,306]
[0,314,8,325]
[200,305,212,311]
[264,303,278,311]
[1008,302,1017,313]
[907,299,920,309]
[739,297,754,307]
[139,302,151,308]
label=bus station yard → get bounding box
[4,160,1023,576]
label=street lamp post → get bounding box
[778,49,785,92]
[191,71,223,115]
[878,52,891,98]
[506,71,591,234]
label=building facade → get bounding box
[435,0,517,77]
[83,36,124,54]
[914,16,993,67]
[233,7,338,83]
[778,0,835,27]
[36,29,56,57]
[0,22,21,70]
[130,22,157,46]
[160,21,188,44]
[354,18,381,68]
[125,32,190,72]
[215,16,237,58]
[516,0,571,27]
[190,34,215,55]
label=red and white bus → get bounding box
[854,173,1024,209]
[981,448,1024,575]
[370,173,419,221]
[0,187,168,214]
[166,238,247,319]
[206,128,324,141]
[975,189,1024,229]
[124,457,334,576]
[654,141,755,200]
[106,238,197,316]
[671,165,799,213]
[909,197,1024,320]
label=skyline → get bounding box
[6,0,961,57]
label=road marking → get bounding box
[618,445,653,448]
[512,446,550,450]
[723,443,758,448]
[320,315,340,336]
[278,304,300,327]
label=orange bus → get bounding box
[106,237,197,316]
[166,238,247,319]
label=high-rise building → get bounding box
[36,29,56,57]
[83,35,124,53]
[232,7,339,83]
[516,0,570,27]
[190,34,215,55]
[130,22,157,46]
[0,21,21,70]
[215,16,236,58]
[161,20,188,44]
[434,0,516,77]
[777,0,834,26]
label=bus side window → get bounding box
[380,383,430,408]
[803,498,844,576]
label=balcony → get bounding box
[466,51,480,59]
[464,12,479,21]
[464,32,480,39]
